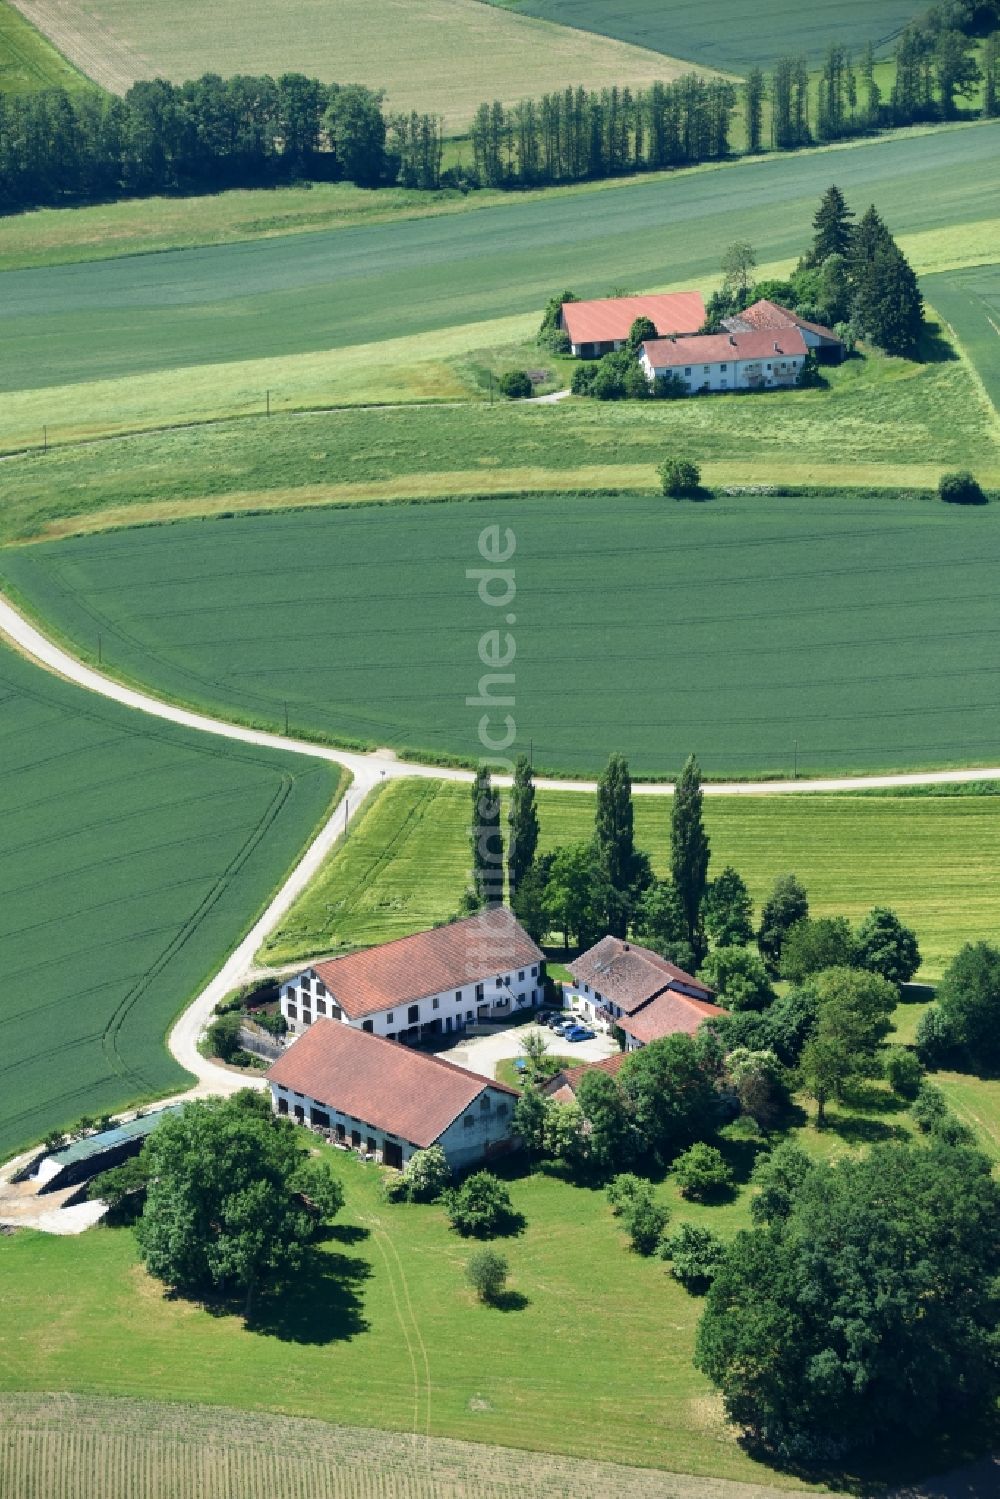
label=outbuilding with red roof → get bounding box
[566,937,722,1051]
[561,292,705,358]
[267,1021,519,1171]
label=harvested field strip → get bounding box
[0,641,340,1157]
[261,778,1000,980]
[7,491,1000,781]
[12,0,698,127]
[0,123,994,403]
[0,1393,829,1498]
[10,0,147,93]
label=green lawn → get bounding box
[7,490,1000,780]
[0,0,92,96]
[498,0,914,73]
[261,778,1000,981]
[1,123,995,411]
[0,643,340,1157]
[924,263,1000,413]
[0,1104,951,1487]
[934,1070,1000,1161]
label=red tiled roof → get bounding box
[266,1020,518,1148]
[568,937,714,1016]
[617,991,723,1045]
[733,299,842,343]
[562,292,705,346]
[308,907,544,1021]
[543,1051,629,1101]
[642,327,808,369]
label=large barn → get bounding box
[279,907,545,1044]
[560,292,705,357]
[266,1021,519,1171]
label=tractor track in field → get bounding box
[4,587,1000,1202]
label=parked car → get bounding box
[564,1025,595,1042]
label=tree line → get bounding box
[0,73,445,212]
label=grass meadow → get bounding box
[17,0,691,128]
[499,0,914,74]
[260,778,1000,981]
[0,1093,965,1491]
[0,0,91,96]
[6,491,1000,780]
[924,263,1000,413]
[0,123,994,436]
[0,643,340,1157]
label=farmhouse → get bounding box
[566,937,721,1051]
[266,1021,519,1170]
[640,327,808,392]
[279,906,545,1043]
[561,292,705,358]
[543,1051,630,1105]
[724,299,845,362]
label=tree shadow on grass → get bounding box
[244,1245,372,1344]
[917,319,959,364]
[716,1130,770,1188]
[824,1113,909,1147]
[489,1289,531,1312]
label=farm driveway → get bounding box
[447,1022,617,1080]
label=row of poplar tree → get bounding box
[1,3,997,212]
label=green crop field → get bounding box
[0,0,91,96]
[0,643,340,1157]
[261,778,1000,981]
[924,263,1000,412]
[0,123,995,424]
[12,0,690,128]
[7,491,1000,780]
[0,1394,829,1499]
[498,0,914,74]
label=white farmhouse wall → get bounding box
[641,348,804,392]
[268,1080,517,1172]
[280,964,544,1039]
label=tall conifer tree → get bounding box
[470,766,503,908]
[507,753,539,899]
[670,754,710,956]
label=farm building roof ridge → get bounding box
[641,327,809,367]
[561,292,705,345]
[266,1020,518,1148]
[307,906,544,1021]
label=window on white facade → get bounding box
[497,1102,508,1118]
[531,966,538,976]
[386,1012,394,1023]
[303,1011,312,1025]
[455,990,462,1001]
[464,1115,475,1129]
[316,998,326,1016]
[287,1003,297,1019]
[475,984,484,1001]
[684,367,691,375]
[518,970,524,981]
[432,997,439,1010]
[496,978,502,989]
[408,1005,419,1023]
[720,363,728,371]
[300,976,311,992]
[480,1096,490,1112]
[362,1020,373,1033]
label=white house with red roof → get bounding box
[278,906,545,1045]
[266,1021,519,1171]
[566,937,722,1051]
[640,327,808,393]
[561,292,705,358]
[724,299,845,363]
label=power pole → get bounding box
[793,739,798,779]
[266,389,271,418]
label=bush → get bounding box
[498,369,532,400]
[606,1172,645,1215]
[570,362,597,395]
[672,1143,734,1201]
[465,1247,509,1302]
[884,1047,924,1099]
[207,1012,242,1062]
[939,470,986,505]
[651,372,687,399]
[931,1112,975,1148]
[402,1145,451,1202]
[700,946,775,1012]
[661,1222,727,1292]
[779,915,856,981]
[43,1130,65,1152]
[255,1009,288,1037]
[380,1172,410,1203]
[915,1002,958,1067]
[445,1171,516,1237]
[658,456,700,497]
[911,1080,949,1133]
[621,1189,669,1255]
